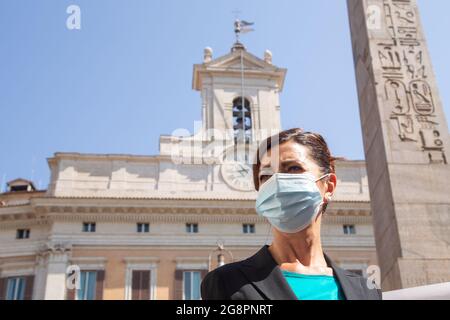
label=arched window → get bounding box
[232,97,252,144]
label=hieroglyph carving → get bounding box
[368,0,447,164]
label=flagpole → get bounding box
[234,19,254,146]
[240,48,245,144]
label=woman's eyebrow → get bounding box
[280,159,306,167]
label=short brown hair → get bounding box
[253,128,337,190]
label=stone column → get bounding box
[347,0,450,291]
[35,242,72,300]
[33,254,48,300]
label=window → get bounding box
[343,224,356,235]
[131,270,151,300]
[16,229,30,239]
[6,277,25,300]
[77,271,97,300]
[183,271,201,300]
[7,179,35,192]
[186,223,198,233]
[137,223,150,233]
[10,185,28,192]
[243,224,255,234]
[232,97,252,144]
[82,222,96,233]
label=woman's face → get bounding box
[258,140,335,199]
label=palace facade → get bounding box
[0,42,377,300]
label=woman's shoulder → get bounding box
[204,245,270,281]
[204,258,248,281]
[201,258,251,300]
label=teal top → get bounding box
[281,270,346,300]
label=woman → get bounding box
[201,128,381,300]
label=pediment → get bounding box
[192,49,287,91]
[205,50,276,72]
[225,60,267,71]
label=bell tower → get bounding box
[192,42,287,144]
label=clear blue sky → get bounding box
[0,0,449,191]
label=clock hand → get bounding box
[237,168,246,177]
[238,164,249,174]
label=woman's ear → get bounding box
[325,173,337,202]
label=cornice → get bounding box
[50,152,164,163]
[0,196,371,227]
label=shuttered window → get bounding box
[77,271,97,300]
[243,224,255,234]
[131,270,151,300]
[82,223,96,233]
[343,224,356,235]
[186,223,198,233]
[6,277,25,300]
[174,269,208,300]
[137,223,150,233]
[67,270,104,300]
[183,271,201,300]
[16,229,30,239]
[0,276,34,300]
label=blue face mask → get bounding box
[255,172,330,233]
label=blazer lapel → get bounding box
[324,253,367,300]
[238,246,368,300]
[239,245,298,300]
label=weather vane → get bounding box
[234,19,255,43]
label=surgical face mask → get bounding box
[255,172,330,233]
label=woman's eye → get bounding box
[259,175,271,183]
[288,166,303,173]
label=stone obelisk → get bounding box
[347,0,450,291]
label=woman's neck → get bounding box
[268,227,328,268]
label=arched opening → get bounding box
[232,97,252,144]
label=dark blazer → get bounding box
[201,245,382,300]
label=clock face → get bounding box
[221,160,255,192]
